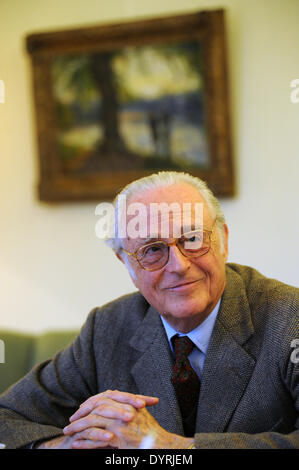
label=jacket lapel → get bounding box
[195,266,256,432]
[129,306,184,435]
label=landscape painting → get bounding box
[27,10,234,200]
[51,40,208,176]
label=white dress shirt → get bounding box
[160,299,221,380]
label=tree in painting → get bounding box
[51,40,208,174]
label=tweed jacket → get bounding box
[0,263,298,449]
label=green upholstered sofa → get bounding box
[0,329,78,395]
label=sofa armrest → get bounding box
[0,330,34,394]
[0,330,78,395]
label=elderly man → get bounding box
[0,171,298,449]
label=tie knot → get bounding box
[172,335,195,359]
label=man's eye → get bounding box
[184,234,202,243]
[181,232,204,251]
[145,245,163,254]
[146,246,161,253]
[142,244,164,257]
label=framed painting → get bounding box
[26,9,234,201]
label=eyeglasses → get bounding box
[122,220,217,272]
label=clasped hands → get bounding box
[38,390,193,449]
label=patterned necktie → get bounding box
[171,335,200,436]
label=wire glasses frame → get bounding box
[122,219,218,271]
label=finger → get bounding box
[69,398,136,423]
[69,394,117,422]
[104,390,159,407]
[69,390,159,423]
[71,390,158,420]
[91,403,135,422]
[72,439,112,449]
[66,405,134,436]
[64,414,113,436]
[70,427,114,443]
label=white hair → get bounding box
[105,171,226,258]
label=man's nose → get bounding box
[166,245,190,273]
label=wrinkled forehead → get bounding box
[126,203,202,238]
[122,186,214,242]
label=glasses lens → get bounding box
[179,230,210,256]
[138,242,168,270]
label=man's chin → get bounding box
[163,303,209,323]
[171,296,208,313]
[162,310,208,332]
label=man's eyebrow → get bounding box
[131,236,172,249]
[135,237,160,246]
[129,224,207,247]
[181,223,204,232]
[132,229,204,246]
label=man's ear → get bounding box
[116,252,124,263]
[222,223,229,261]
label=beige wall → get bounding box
[0,0,298,333]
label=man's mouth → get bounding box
[165,279,203,290]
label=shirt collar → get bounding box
[160,299,221,354]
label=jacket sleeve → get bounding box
[0,309,99,449]
[194,298,299,449]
